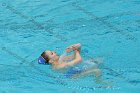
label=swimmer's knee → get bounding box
[93,69,102,77]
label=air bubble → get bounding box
[82,24,86,27]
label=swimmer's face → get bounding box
[45,50,59,63]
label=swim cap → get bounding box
[38,56,47,64]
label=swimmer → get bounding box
[38,43,82,68]
[38,43,104,84]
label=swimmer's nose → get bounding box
[54,52,57,55]
[53,51,58,55]
[53,51,56,53]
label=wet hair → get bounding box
[41,51,50,64]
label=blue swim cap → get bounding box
[38,56,47,64]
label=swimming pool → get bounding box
[0,0,140,93]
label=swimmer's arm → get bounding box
[54,50,82,69]
[64,45,81,61]
[64,54,75,61]
[65,50,82,67]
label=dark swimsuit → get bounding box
[64,67,84,78]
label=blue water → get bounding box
[0,0,140,93]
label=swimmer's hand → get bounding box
[66,43,81,52]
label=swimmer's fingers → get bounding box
[66,43,81,52]
[66,46,77,52]
[67,43,81,49]
[71,46,77,50]
[66,47,74,52]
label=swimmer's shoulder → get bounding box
[53,62,67,70]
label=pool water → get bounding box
[0,0,140,93]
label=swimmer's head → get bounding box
[38,50,59,65]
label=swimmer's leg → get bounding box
[89,57,104,65]
[87,68,113,86]
[71,67,112,87]
[71,67,101,81]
